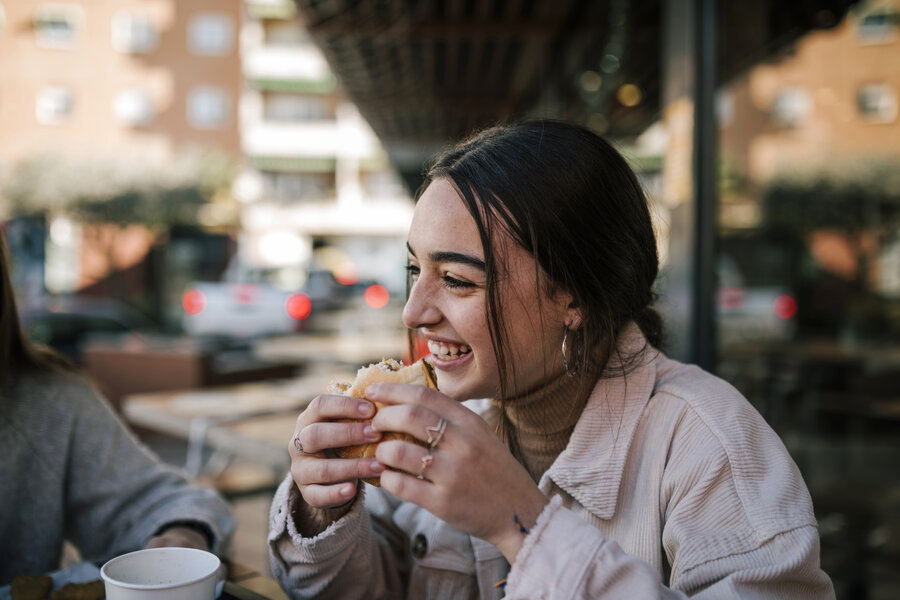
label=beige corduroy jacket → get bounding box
[268,326,834,599]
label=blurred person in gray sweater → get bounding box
[0,235,234,584]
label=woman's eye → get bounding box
[405,264,420,279]
[443,275,475,289]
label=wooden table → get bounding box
[223,561,290,600]
[121,367,356,489]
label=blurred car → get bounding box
[180,281,312,339]
[716,255,797,346]
[20,296,154,363]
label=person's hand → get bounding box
[145,526,227,593]
[144,525,208,550]
[288,393,386,508]
[364,383,549,563]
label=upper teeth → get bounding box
[427,340,470,358]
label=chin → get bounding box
[446,380,498,402]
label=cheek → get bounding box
[496,289,565,383]
[507,328,553,370]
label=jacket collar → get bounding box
[540,323,658,520]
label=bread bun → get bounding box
[331,358,438,486]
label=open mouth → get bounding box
[427,339,471,361]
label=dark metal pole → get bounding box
[691,0,717,371]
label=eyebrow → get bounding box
[407,242,486,271]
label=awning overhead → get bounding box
[294,0,859,192]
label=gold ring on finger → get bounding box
[416,453,434,480]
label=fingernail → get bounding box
[370,460,385,473]
[366,384,382,398]
[364,424,380,439]
[341,483,356,498]
[358,401,374,417]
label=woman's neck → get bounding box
[499,371,587,483]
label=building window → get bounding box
[188,86,228,128]
[264,20,310,45]
[857,83,898,123]
[263,171,331,200]
[33,3,82,49]
[35,86,73,124]
[263,94,330,122]
[363,171,405,198]
[771,86,811,128]
[188,12,234,56]
[857,8,899,44]
[114,89,154,126]
[111,11,158,54]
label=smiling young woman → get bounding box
[270,120,834,600]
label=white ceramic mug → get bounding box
[100,547,220,600]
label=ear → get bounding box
[563,296,582,331]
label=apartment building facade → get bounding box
[0,0,413,306]
[0,0,243,166]
[237,0,413,295]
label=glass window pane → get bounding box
[187,86,228,128]
[716,3,900,597]
[187,12,234,56]
[33,3,81,49]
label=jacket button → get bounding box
[412,533,428,558]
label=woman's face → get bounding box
[403,179,573,401]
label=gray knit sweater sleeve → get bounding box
[0,370,234,583]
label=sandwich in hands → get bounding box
[329,358,438,486]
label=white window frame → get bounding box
[35,86,74,125]
[33,3,82,49]
[111,11,159,54]
[857,83,898,124]
[264,94,330,122]
[857,8,899,45]
[187,12,234,56]
[113,88,154,126]
[187,85,229,129]
[771,86,812,128]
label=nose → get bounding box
[403,278,442,330]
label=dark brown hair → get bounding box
[412,120,662,452]
[0,234,74,379]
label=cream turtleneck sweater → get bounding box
[498,372,591,482]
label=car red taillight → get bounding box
[182,289,206,315]
[364,284,389,308]
[774,295,797,320]
[286,293,312,320]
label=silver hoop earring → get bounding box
[562,327,576,377]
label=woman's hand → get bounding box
[365,383,549,563]
[145,526,227,590]
[288,394,386,508]
[144,526,208,550]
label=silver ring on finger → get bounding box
[417,453,434,480]
[293,436,314,455]
[425,417,447,449]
